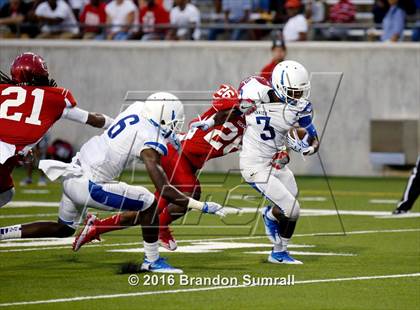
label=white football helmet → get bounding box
[142,92,185,137]
[271,60,310,104]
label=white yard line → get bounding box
[4,201,59,208]
[0,273,418,307]
[0,213,57,219]
[299,197,327,202]
[245,250,356,256]
[4,205,420,218]
[21,190,50,195]
[0,228,419,253]
[369,199,399,204]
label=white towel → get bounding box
[39,159,83,181]
[0,141,16,165]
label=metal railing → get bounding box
[2,21,418,40]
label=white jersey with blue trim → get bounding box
[239,77,312,170]
[78,102,168,182]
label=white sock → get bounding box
[144,241,159,262]
[0,225,22,240]
[266,207,278,222]
[273,237,290,252]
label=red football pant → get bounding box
[156,145,201,227]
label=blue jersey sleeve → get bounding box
[298,102,318,138]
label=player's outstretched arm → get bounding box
[140,149,225,216]
[190,108,242,131]
[61,107,113,129]
[86,112,113,129]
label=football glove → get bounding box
[167,131,181,152]
[286,130,311,155]
[202,202,226,217]
[190,117,215,131]
[272,150,290,170]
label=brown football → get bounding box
[288,127,313,144]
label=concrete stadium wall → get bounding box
[1,41,419,176]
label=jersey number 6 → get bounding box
[107,114,140,139]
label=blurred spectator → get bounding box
[372,0,390,23]
[223,0,251,40]
[308,0,327,23]
[329,0,355,23]
[138,0,169,40]
[323,0,355,40]
[399,0,416,14]
[79,0,106,39]
[68,0,87,18]
[167,0,200,40]
[271,0,287,23]
[209,0,251,40]
[412,0,419,41]
[0,0,8,9]
[260,39,286,80]
[35,0,79,38]
[105,0,136,40]
[0,0,38,38]
[282,0,308,41]
[381,0,405,41]
[306,0,327,39]
[250,0,273,40]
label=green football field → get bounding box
[0,169,419,309]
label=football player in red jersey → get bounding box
[156,84,249,250]
[0,52,113,208]
[70,84,256,251]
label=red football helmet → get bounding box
[10,52,49,85]
[212,84,239,111]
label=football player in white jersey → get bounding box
[0,92,224,273]
[239,60,319,264]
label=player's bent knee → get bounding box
[0,187,15,208]
[285,200,300,220]
[56,223,75,238]
[140,195,157,213]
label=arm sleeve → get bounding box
[35,4,44,16]
[57,87,77,108]
[191,6,200,23]
[243,0,252,10]
[298,15,308,32]
[140,133,168,156]
[56,3,69,19]
[298,116,318,138]
[391,10,405,36]
[222,0,229,12]
[298,102,318,137]
[169,9,176,23]
[127,1,136,13]
[61,107,89,124]
[105,3,112,16]
[79,8,87,22]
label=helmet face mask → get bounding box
[282,83,310,104]
[142,92,185,138]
